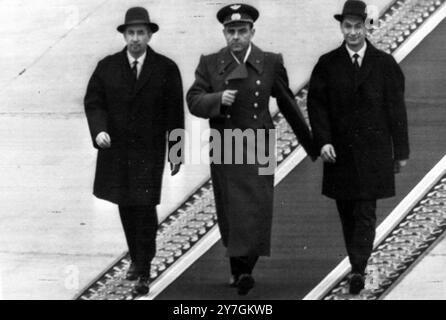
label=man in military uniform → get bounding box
[84,7,184,295]
[307,0,409,294]
[187,3,317,295]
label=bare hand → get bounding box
[394,160,408,173]
[221,90,238,106]
[321,144,336,163]
[170,163,181,176]
[96,132,111,149]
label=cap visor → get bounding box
[223,19,254,26]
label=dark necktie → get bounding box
[353,53,360,71]
[132,60,138,80]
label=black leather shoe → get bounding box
[349,273,365,295]
[125,263,139,281]
[133,276,150,296]
[237,274,255,296]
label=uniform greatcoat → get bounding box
[85,46,184,206]
[187,44,317,256]
[307,41,409,200]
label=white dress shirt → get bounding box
[127,50,147,79]
[346,42,367,67]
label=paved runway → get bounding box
[157,18,446,300]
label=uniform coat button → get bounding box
[253,103,259,108]
[225,81,229,85]
[255,92,259,96]
[256,80,261,85]
[253,115,258,120]
[226,114,231,119]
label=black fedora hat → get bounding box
[334,0,367,22]
[117,7,159,33]
[217,3,259,26]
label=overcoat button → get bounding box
[255,92,259,96]
[253,115,258,120]
[225,81,229,85]
[226,114,231,119]
[253,103,258,108]
[256,80,261,85]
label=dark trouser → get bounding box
[118,205,158,276]
[335,200,377,275]
[230,256,259,277]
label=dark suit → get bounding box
[187,44,316,276]
[307,40,409,274]
[84,46,184,274]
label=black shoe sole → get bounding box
[349,277,364,295]
[237,275,255,296]
[133,284,150,296]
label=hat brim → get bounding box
[334,14,343,22]
[117,22,159,33]
[334,13,367,22]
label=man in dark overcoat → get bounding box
[84,7,184,295]
[187,3,317,295]
[307,0,409,294]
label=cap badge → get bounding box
[230,4,242,10]
[231,13,241,20]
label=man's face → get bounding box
[124,24,152,57]
[341,15,366,49]
[223,22,255,53]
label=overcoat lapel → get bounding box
[355,41,379,89]
[246,44,264,75]
[336,40,379,90]
[120,46,160,117]
[134,46,158,94]
[225,64,248,81]
[217,48,237,78]
[216,43,265,81]
[339,45,356,83]
[119,48,135,86]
